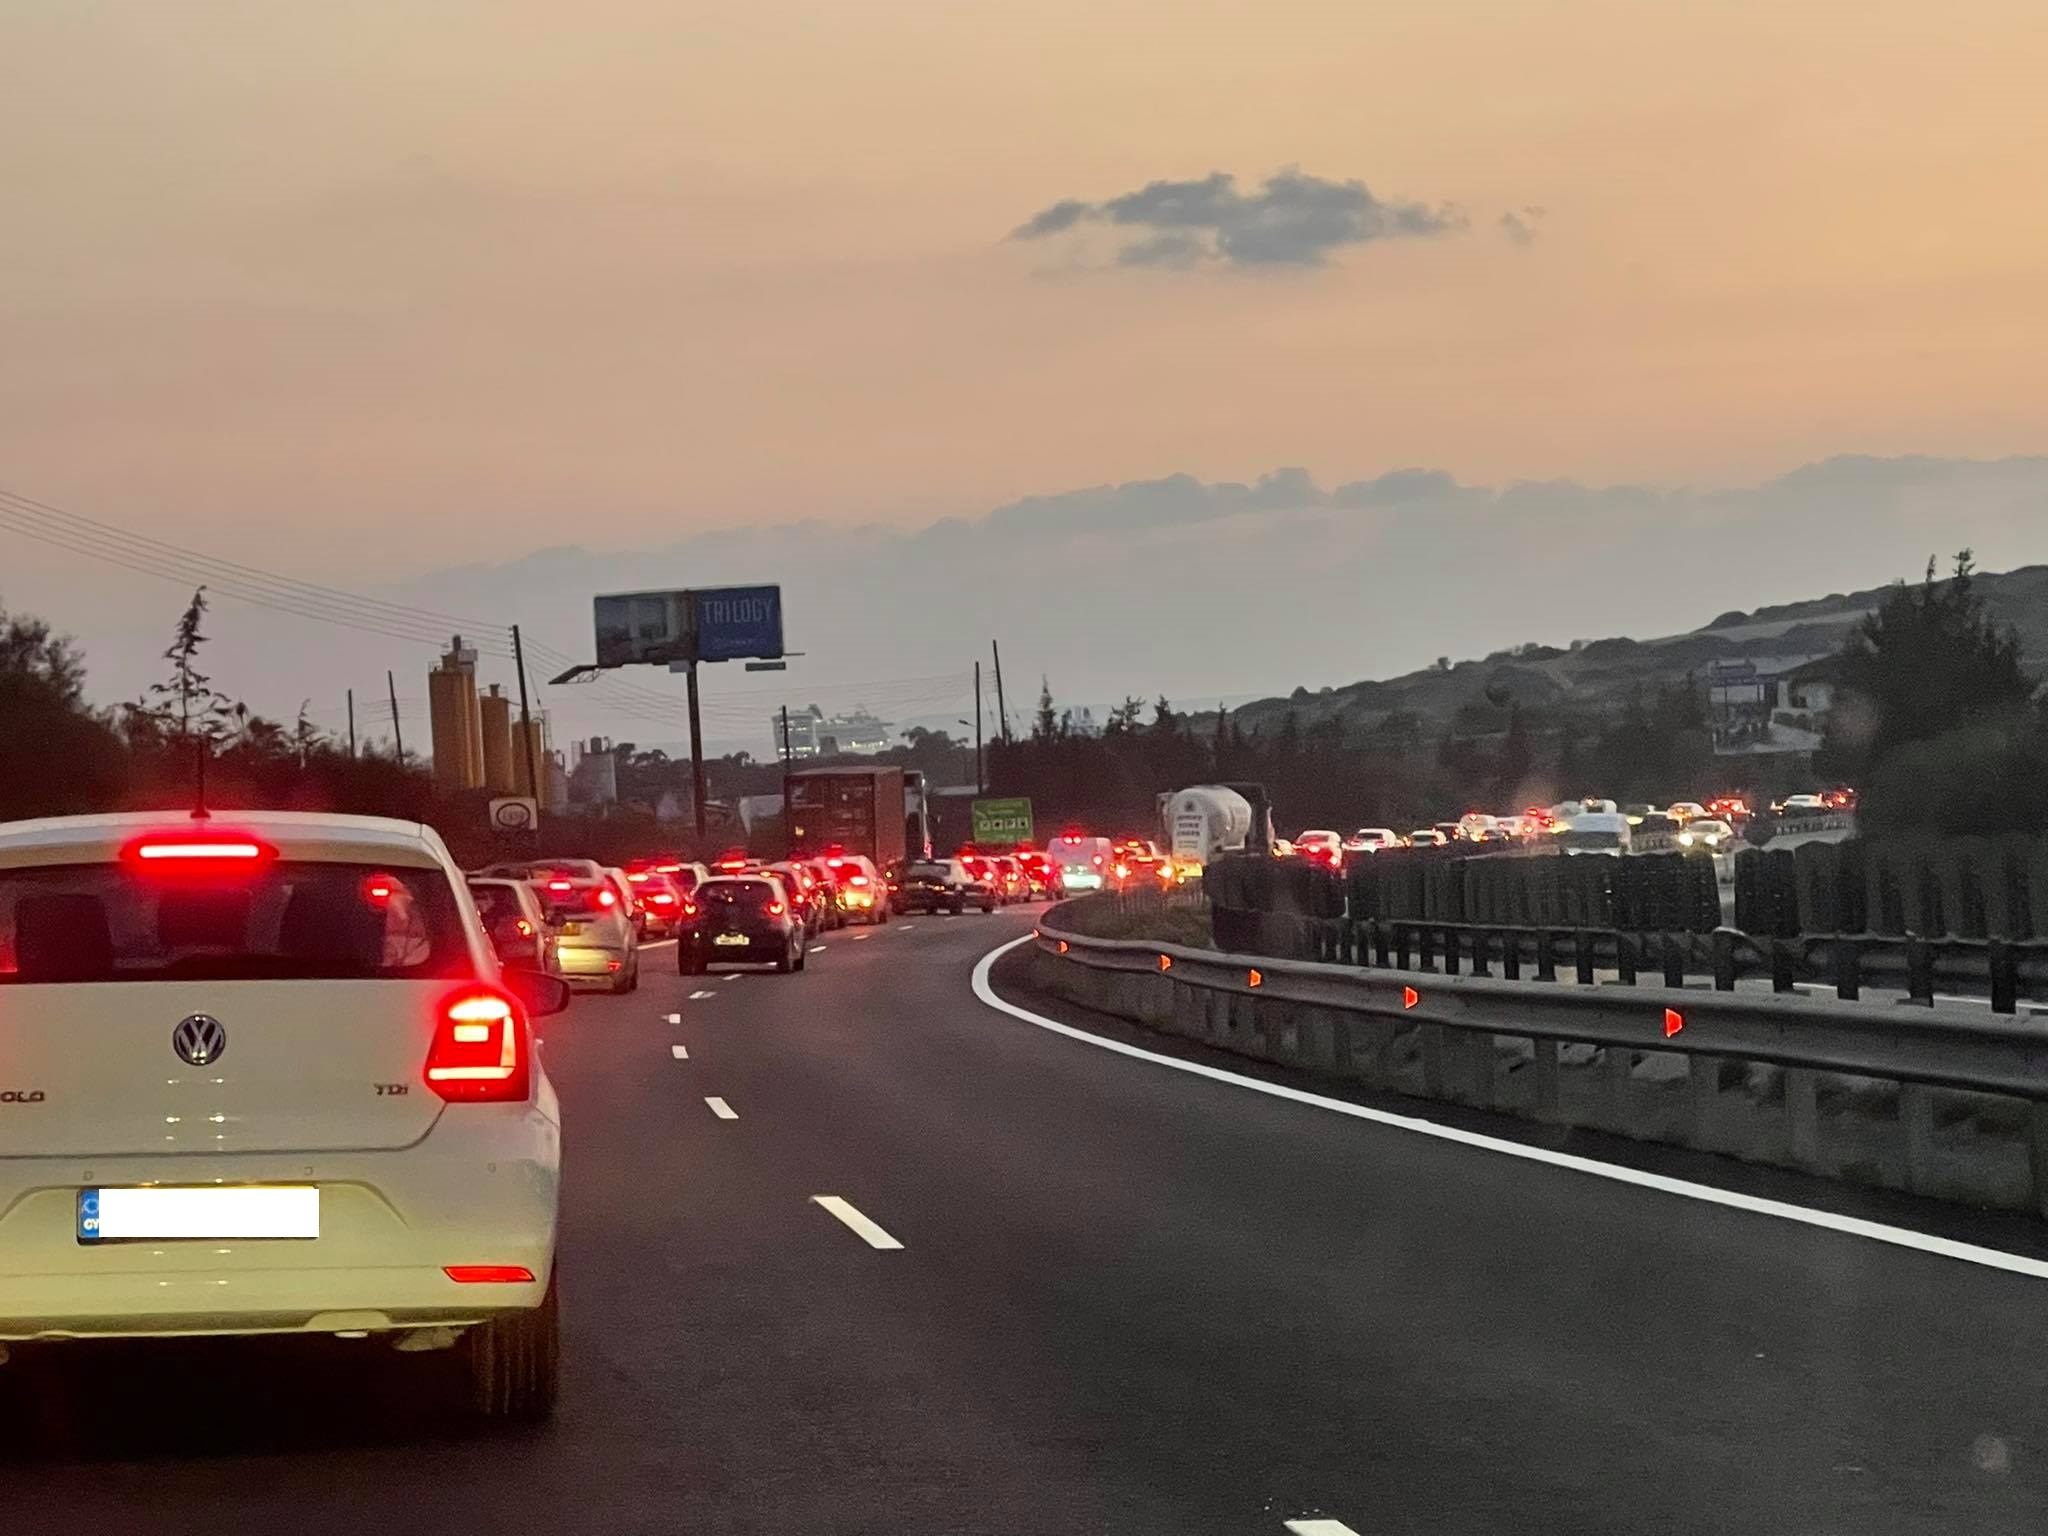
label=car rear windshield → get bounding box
[467,883,526,922]
[0,861,469,984]
[905,863,953,880]
[697,878,777,908]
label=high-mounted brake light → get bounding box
[547,878,573,893]
[362,873,397,907]
[122,832,276,869]
[650,892,676,905]
[627,871,650,883]
[424,989,530,1102]
[849,874,870,887]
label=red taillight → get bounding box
[1092,855,1104,866]
[627,871,649,883]
[424,989,530,1103]
[122,832,277,870]
[651,892,676,905]
[514,917,534,937]
[767,900,785,915]
[443,1265,535,1283]
[596,888,617,908]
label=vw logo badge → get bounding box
[172,1014,227,1067]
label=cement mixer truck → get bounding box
[1158,784,1256,879]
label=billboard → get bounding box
[692,585,784,663]
[593,585,783,668]
[593,591,691,669]
[971,797,1034,846]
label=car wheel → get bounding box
[949,899,964,914]
[981,900,995,913]
[794,941,808,972]
[679,947,703,976]
[774,939,796,974]
[462,1268,560,1422]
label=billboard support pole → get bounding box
[686,659,708,841]
[512,623,540,800]
[991,640,1009,744]
[973,661,985,792]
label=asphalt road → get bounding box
[4,907,2047,1534]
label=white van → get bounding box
[1554,811,1632,856]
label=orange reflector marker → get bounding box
[1057,940,1069,954]
[1403,985,1420,1009]
[1664,1007,1685,1037]
[1248,968,1263,988]
[1159,954,1172,972]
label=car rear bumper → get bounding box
[557,940,630,978]
[690,932,786,961]
[0,1107,558,1341]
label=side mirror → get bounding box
[508,968,572,1018]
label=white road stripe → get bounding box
[705,1096,737,1120]
[1285,1521,1362,1536]
[665,1012,682,1024]
[688,990,716,1000]
[898,924,916,932]
[811,945,829,952]
[670,1044,689,1059]
[854,933,871,942]
[970,937,2048,1284]
[810,1195,904,1250]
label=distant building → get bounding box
[567,737,619,810]
[771,705,894,759]
[1708,654,1834,756]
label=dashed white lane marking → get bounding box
[1285,1521,1362,1536]
[854,933,872,942]
[688,990,716,1000]
[670,1044,689,1059]
[704,1096,738,1120]
[810,1195,904,1250]
[897,924,916,932]
[664,1012,682,1024]
[970,937,2048,1284]
[811,945,829,952]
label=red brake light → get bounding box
[627,871,649,883]
[514,917,535,937]
[122,832,277,870]
[767,900,785,915]
[596,888,617,908]
[546,879,573,893]
[362,873,396,907]
[850,874,870,887]
[681,900,698,918]
[424,989,530,1102]
[651,892,676,905]
[443,1265,536,1283]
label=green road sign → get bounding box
[971,797,1034,846]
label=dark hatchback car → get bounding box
[891,858,996,915]
[679,876,807,975]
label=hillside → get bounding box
[1229,563,2048,741]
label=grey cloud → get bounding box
[1499,206,1546,246]
[1011,168,1466,270]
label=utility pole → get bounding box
[991,640,1009,744]
[780,704,792,766]
[512,623,539,800]
[387,670,404,762]
[685,659,708,841]
[346,689,357,758]
[973,661,985,792]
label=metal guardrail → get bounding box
[1032,902,2048,1213]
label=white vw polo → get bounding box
[0,810,567,1418]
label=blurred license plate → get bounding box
[78,1186,319,1243]
[558,922,583,935]
[713,933,749,946]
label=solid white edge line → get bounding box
[970,936,2048,1283]
[810,1195,904,1250]
[670,1044,689,1059]
[705,1096,738,1119]
[1284,1521,1362,1536]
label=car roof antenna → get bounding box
[190,737,212,821]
